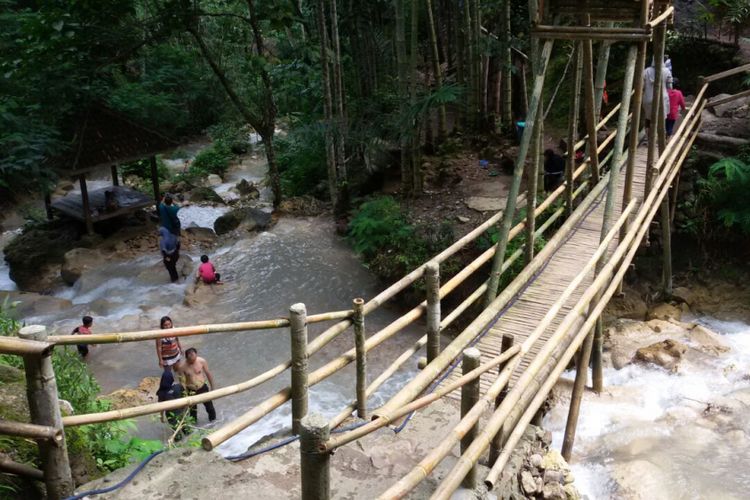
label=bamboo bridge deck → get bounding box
[445,145,649,394]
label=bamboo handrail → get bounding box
[431,107,703,500]
[707,88,750,108]
[0,336,51,355]
[323,346,521,451]
[48,311,352,345]
[647,6,674,27]
[0,420,63,443]
[701,62,750,83]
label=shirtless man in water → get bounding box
[178,347,217,422]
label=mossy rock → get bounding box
[0,364,24,384]
[189,187,225,204]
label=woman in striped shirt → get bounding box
[156,316,183,370]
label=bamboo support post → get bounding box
[18,325,73,500]
[581,37,600,184]
[488,334,515,465]
[425,262,441,363]
[0,456,44,481]
[592,317,604,392]
[0,420,63,443]
[300,413,331,500]
[525,95,542,264]
[438,114,702,499]
[645,19,667,197]
[78,175,93,235]
[565,43,582,215]
[290,303,309,435]
[352,298,367,418]
[150,155,160,212]
[593,28,613,119]
[485,38,554,306]
[561,321,595,461]
[460,348,481,489]
[647,6,675,27]
[110,164,119,186]
[661,195,673,296]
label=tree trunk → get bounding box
[317,0,339,207]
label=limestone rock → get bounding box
[100,376,160,410]
[521,470,537,495]
[214,207,272,235]
[542,482,566,500]
[135,255,194,285]
[185,226,218,244]
[529,453,543,468]
[563,483,580,500]
[712,93,750,118]
[466,196,503,212]
[634,339,687,371]
[235,179,260,199]
[540,450,568,472]
[689,324,730,356]
[647,302,682,321]
[3,291,73,320]
[189,187,224,205]
[61,247,106,285]
[671,286,695,306]
[206,174,223,187]
[544,469,564,484]
[4,222,80,290]
[456,215,470,223]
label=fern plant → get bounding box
[699,154,750,236]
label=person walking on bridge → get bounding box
[642,58,672,134]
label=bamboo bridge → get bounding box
[2,1,750,499]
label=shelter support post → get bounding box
[300,413,330,500]
[290,303,309,434]
[78,174,93,234]
[460,348,481,489]
[18,326,73,500]
[489,334,515,465]
[352,298,367,418]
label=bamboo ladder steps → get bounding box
[442,149,649,398]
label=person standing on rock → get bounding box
[156,316,183,370]
[159,227,181,282]
[177,347,217,423]
[158,194,181,236]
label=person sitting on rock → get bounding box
[196,254,222,285]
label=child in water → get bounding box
[196,255,222,285]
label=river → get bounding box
[545,317,750,499]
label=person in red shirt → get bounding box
[73,316,94,358]
[666,79,686,137]
[196,255,222,284]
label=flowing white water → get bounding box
[0,230,20,291]
[545,318,750,499]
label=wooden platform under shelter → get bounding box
[50,185,154,223]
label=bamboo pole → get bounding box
[324,346,520,451]
[290,303,308,435]
[701,62,750,83]
[661,195,673,296]
[374,170,614,422]
[647,6,675,28]
[645,19,667,197]
[533,25,651,34]
[300,413,330,500]
[425,263,441,363]
[49,311,351,345]
[593,27,613,119]
[0,456,44,481]
[435,117,702,499]
[525,92,543,264]
[18,326,73,500]
[376,199,638,498]
[485,38,554,306]
[581,37,600,184]
[352,298,367,418]
[0,420,63,443]
[707,88,750,108]
[460,348,481,489]
[485,130,701,490]
[565,43,582,215]
[488,334,515,465]
[561,321,595,461]
[0,336,51,355]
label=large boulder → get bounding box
[188,187,224,205]
[61,248,106,285]
[3,291,73,321]
[647,302,682,322]
[185,226,218,244]
[206,174,223,187]
[235,179,260,199]
[213,208,272,235]
[634,339,687,371]
[100,376,159,410]
[3,223,81,291]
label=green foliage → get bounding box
[207,121,250,155]
[277,124,328,198]
[698,153,750,235]
[121,156,170,181]
[189,143,233,178]
[348,197,457,281]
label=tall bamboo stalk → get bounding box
[329,0,348,211]
[525,97,542,264]
[501,0,513,125]
[582,37,601,184]
[484,39,554,306]
[317,0,338,207]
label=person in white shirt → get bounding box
[642,58,672,132]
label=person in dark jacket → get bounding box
[156,368,186,439]
[543,149,565,192]
[159,227,180,282]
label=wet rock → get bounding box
[540,450,568,472]
[689,324,730,356]
[671,286,695,306]
[206,174,223,187]
[712,93,750,118]
[61,247,106,285]
[542,481,566,500]
[563,483,580,500]
[466,196,503,212]
[3,291,73,320]
[189,187,224,205]
[100,376,160,410]
[634,339,687,371]
[647,302,682,321]
[235,179,260,199]
[135,255,194,285]
[544,469,564,484]
[185,226,218,244]
[456,215,470,223]
[605,290,648,321]
[521,470,537,495]
[529,453,543,468]
[214,208,272,235]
